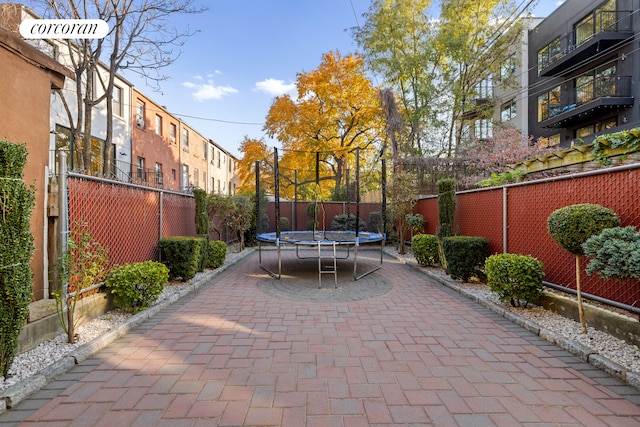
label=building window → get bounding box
[217,179,221,194]
[182,164,189,189]
[217,150,221,168]
[575,0,616,48]
[202,141,207,159]
[136,157,145,180]
[171,168,176,181]
[136,101,145,128]
[182,128,189,149]
[155,163,163,184]
[475,76,493,99]
[576,64,617,105]
[170,123,177,143]
[575,117,618,140]
[537,85,561,122]
[500,98,517,122]
[203,171,207,190]
[194,168,199,187]
[500,54,516,81]
[211,177,215,190]
[537,37,561,73]
[474,119,493,140]
[155,115,162,135]
[113,85,123,117]
[539,134,561,148]
[229,159,233,173]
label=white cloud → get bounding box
[254,78,296,97]
[182,79,238,101]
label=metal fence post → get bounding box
[58,152,69,302]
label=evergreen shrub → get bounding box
[160,236,206,281]
[207,240,227,269]
[278,217,290,232]
[485,254,544,307]
[331,213,366,231]
[106,261,169,313]
[368,211,384,234]
[583,226,640,279]
[411,234,439,266]
[442,236,488,280]
[547,203,620,255]
[0,141,35,377]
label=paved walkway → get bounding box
[2,251,640,426]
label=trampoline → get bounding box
[257,230,385,288]
[255,147,387,289]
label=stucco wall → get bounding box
[0,27,69,301]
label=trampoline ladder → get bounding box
[318,241,338,289]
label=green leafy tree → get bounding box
[354,0,526,170]
[55,220,109,343]
[547,204,620,333]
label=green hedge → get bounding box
[412,234,439,266]
[0,141,35,377]
[485,254,544,307]
[106,261,169,313]
[442,236,488,281]
[207,240,227,269]
[160,236,207,281]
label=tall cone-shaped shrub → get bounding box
[0,141,35,377]
[436,178,456,271]
[547,204,620,334]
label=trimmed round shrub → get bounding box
[207,240,227,269]
[278,217,290,232]
[485,254,544,307]
[331,213,366,231]
[547,203,620,255]
[106,261,169,313]
[412,234,439,266]
[442,236,488,280]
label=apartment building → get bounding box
[528,0,639,148]
[493,17,543,136]
[461,17,542,143]
[132,89,181,191]
[208,142,238,195]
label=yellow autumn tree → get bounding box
[264,51,386,201]
[237,136,273,194]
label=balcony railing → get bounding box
[538,10,632,77]
[540,76,633,128]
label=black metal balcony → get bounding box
[538,10,633,77]
[539,75,633,129]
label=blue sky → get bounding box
[122,1,564,158]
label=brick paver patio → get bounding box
[1,250,640,426]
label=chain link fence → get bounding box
[416,164,640,314]
[66,173,196,272]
